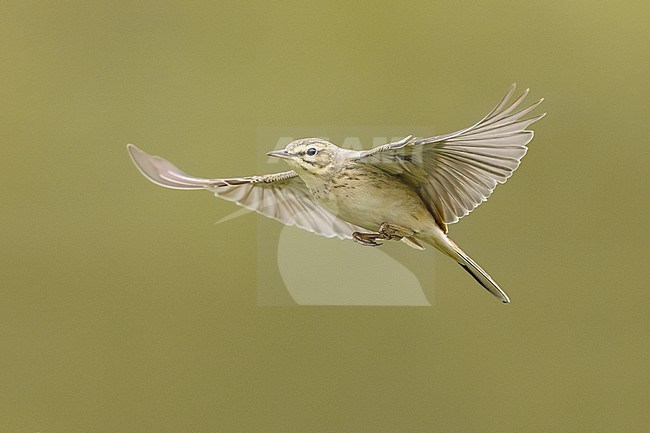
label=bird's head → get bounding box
[267,138,340,178]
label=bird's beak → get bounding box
[266,149,293,160]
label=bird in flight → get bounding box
[128,84,544,303]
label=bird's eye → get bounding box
[306,148,318,156]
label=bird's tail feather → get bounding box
[452,243,510,303]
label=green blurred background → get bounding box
[1,1,648,431]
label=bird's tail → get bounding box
[431,235,511,303]
[456,247,510,303]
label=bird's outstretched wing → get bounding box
[127,144,364,239]
[354,84,545,232]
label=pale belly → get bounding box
[310,171,436,234]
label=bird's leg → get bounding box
[352,231,384,247]
[378,222,415,241]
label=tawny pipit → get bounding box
[128,84,544,303]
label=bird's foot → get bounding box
[352,223,415,247]
[352,231,384,247]
[378,222,415,241]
